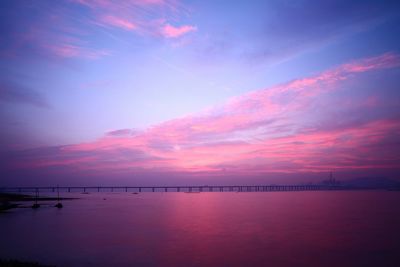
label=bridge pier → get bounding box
[0,184,348,194]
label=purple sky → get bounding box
[1,0,400,186]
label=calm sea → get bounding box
[1,191,400,267]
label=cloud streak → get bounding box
[5,52,400,181]
[0,80,49,108]
[0,0,195,60]
[251,0,400,64]
[74,0,196,38]
[161,24,196,38]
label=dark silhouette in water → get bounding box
[31,203,40,209]
[31,189,40,209]
[0,200,18,211]
[0,193,75,211]
[54,185,63,209]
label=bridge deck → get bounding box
[0,185,345,193]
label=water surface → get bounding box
[1,191,399,267]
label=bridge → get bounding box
[0,185,346,193]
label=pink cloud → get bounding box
[161,24,197,38]
[74,0,166,9]
[73,0,194,39]
[135,0,165,5]
[9,53,400,177]
[43,43,110,59]
[341,52,400,73]
[1,7,112,60]
[3,0,192,60]
[100,15,137,31]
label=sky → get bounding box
[1,0,400,186]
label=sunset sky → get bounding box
[1,0,400,185]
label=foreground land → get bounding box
[0,193,75,211]
[0,259,55,267]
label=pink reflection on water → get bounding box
[1,192,400,266]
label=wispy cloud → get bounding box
[99,15,137,31]
[7,53,400,178]
[0,0,195,60]
[73,0,196,38]
[42,43,111,59]
[106,129,140,137]
[161,24,196,38]
[0,80,49,108]
[198,0,400,66]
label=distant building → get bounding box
[322,171,341,186]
